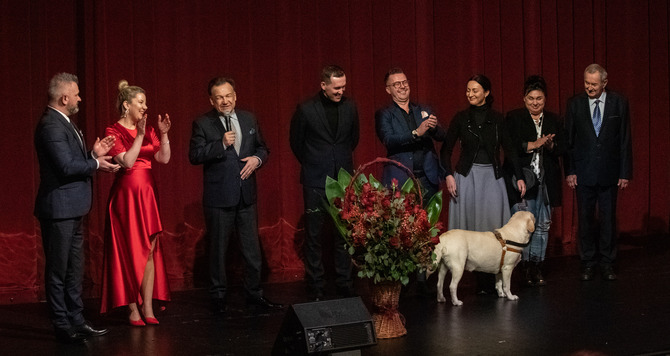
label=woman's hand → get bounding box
[157,113,171,134]
[445,175,458,198]
[137,114,147,136]
[516,179,526,198]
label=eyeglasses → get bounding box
[387,80,409,89]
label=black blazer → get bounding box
[375,102,446,186]
[564,91,633,186]
[189,109,269,208]
[34,107,98,219]
[503,108,565,207]
[289,93,359,189]
[440,106,511,179]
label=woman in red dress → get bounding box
[101,80,171,326]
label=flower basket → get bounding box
[325,157,444,338]
[370,281,406,338]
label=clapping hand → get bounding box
[137,114,147,136]
[157,113,171,134]
[93,135,116,157]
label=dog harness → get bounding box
[492,229,525,273]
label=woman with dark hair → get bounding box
[100,80,172,325]
[440,74,518,294]
[503,75,565,286]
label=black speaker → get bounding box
[272,297,377,355]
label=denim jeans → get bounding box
[512,184,552,262]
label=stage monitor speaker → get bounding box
[272,297,377,355]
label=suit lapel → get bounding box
[51,109,86,156]
[210,110,226,137]
[237,112,250,154]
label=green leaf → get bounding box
[426,191,443,225]
[400,275,410,285]
[337,168,352,190]
[325,176,345,203]
[400,178,415,194]
[368,174,382,190]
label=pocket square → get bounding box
[249,128,256,135]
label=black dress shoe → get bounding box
[580,266,595,281]
[247,296,283,309]
[74,322,109,337]
[54,328,87,344]
[601,267,617,281]
[211,298,226,315]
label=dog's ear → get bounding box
[526,212,536,233]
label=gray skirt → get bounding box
[448,164,511,232]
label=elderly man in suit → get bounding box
[34,72,118,343]
[564,64,633,281]
[290,65,360,301]
[189,77,281,314]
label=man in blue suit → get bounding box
[375,67,446,200]
[375,68,446,295]
[290,65,360,301]
[189,77,281,314]
[34,73,118,343]
[565,64,633,281]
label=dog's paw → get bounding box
[436,295,447,303]
[506,294,519,301]
[451,299,463,306]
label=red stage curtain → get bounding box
[1,0,668,304]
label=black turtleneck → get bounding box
[471,104,492,164]
[320,92,340,136]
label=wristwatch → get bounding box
[411,130,418,139]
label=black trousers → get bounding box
[204,201,263,300]
[576,183,619,267]
[302,187,352,292]
[40,217,86,330]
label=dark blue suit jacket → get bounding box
[189,109,269,208]
[289,93,359,189]
[375,102,446,186]
[564,91,633,186]
[34,107,97,220]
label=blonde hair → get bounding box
[116,80,145,115]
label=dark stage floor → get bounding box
[1,234,669,356]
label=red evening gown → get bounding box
[100,122,170,313]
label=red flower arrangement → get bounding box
[326,158,444,285]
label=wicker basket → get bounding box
[370,281,406,338]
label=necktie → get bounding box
[70,120,83,148]
[226,115,240,154]
[592,100,601,136]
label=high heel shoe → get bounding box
[129,318,146,327]
[144,316,159,325]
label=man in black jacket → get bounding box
[564,64,633,281]
[290,65,360,300]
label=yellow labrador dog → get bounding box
[429,211,535,306]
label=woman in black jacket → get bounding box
[441,74,519,294]
[503,75,565,286]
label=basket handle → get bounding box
[347,157,423,206]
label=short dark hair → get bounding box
[384,67,404,85]
[320,65,345,84]
[208,77,236,96]
[523,75,547,96]
[468,74,494,105]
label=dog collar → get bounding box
[492,229,524,273]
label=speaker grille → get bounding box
[330,322,375,348]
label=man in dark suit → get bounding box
[564,64,633,281]
[289,65,360,300]
[34,73,117,343]
[375,67,446,199]
[189,77,281,314]
[375,67,446,295]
